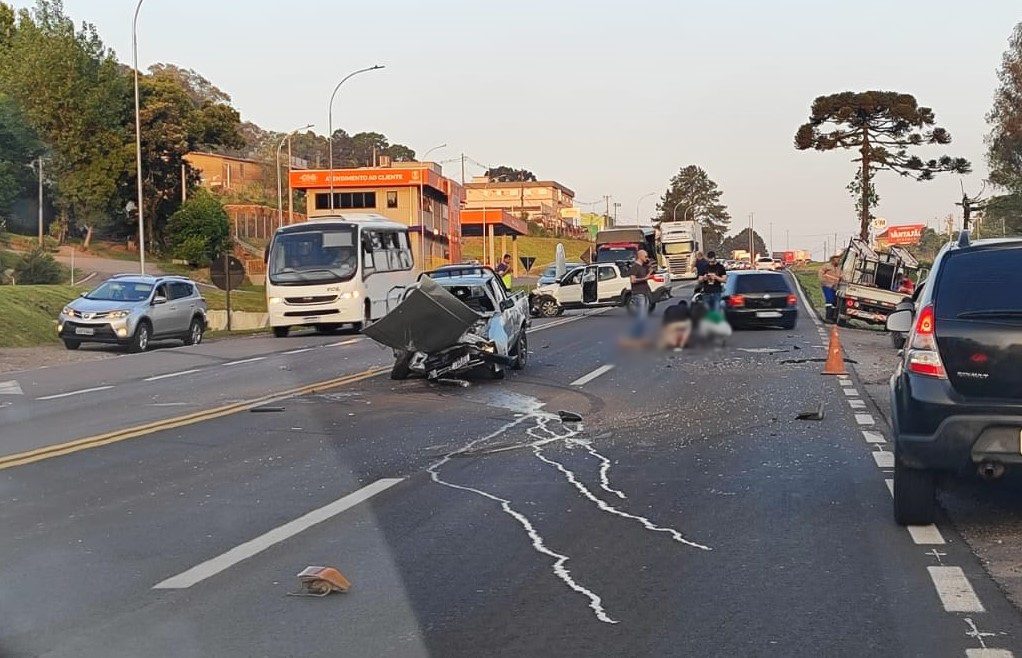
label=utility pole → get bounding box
[748,212,754,261]
[769,221,773,256]
[34,158,44,246]
[181,163,187,203]
[613,202,620,226]
[460,153,466,186]
[786,229,790,251]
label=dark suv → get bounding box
[887,233,1022,524]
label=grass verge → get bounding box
[0,285,83,347]
[461,236,593,274]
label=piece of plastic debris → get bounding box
[437,378,470,388]
[287,566,351,597]
[250,406,285,413]
[558,410,583,423]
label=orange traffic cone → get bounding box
[822,325,847,375]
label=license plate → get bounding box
[304,316,320,323]
[75,327,95,336]
[755,311,782,318]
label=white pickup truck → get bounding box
[364,265,530,381]
[529,263,671,318]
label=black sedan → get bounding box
[721,271,798,329]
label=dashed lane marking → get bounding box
[863,430,886,443]
[848,399,866,409]
[153,478,403,589]
[966,649,1014,657]
[36,385,114,401]
[872,451,894,468]
[839,379,854,387]
[144,369,201,382]
[907,524,946,545]
[281,347,315,355]
[222,357,266,367]
[928,566,985,612]
[325,338,361,347]
[0,380,23,395]
[855,413,875,425]
[843,388,860,396]
[885,478,894,496]
[571,364,615,387]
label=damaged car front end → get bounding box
[363,271,529,382]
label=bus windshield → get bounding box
[268,226,358,285]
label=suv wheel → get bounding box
[391,350,412,380]
[129,321,151,353]
[893,455,937,525]
[538,298,559,318]
[273,326,289,338]
[184,317,204,346]
[63,339,81,351]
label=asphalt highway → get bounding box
[1,281,1020,657]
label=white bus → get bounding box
[265,214,416,337]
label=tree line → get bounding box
[0,0,415,252]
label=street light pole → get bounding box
[417,144,446,267]
[277,123,314,230]
[26,158,44,245]
[132,0,146,274]
[636,191,656,225]
[327,65,384,210]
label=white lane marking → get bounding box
[222,356,266,367]
[144,369,201,382]
[855,413,875,425]
[153,478,403,589]
[0,380,23,395]
[848,399,866,409]
[427,411,618,624]
[839,379,853,386]
[281,347,315,355]
[966,650,1013,658]
[863,430,886,444]
[907,524,946,545]
[837,374,849,380]
[873,451,894,468]
[529,309,609,333]
[326,338,360,347]
[37,385,114,400]
[927,566,985,612]
[571,364,615,387]
[885,479,894,496]
[843,388,860,397]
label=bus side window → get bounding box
[398,232,412,269]
[362,231,376,274]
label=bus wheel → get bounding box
[273,326,289,338]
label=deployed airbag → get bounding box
[363,276,482,353]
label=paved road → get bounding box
[1,281,1021,656]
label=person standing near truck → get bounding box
[700,251,728,310]
[495,253,513,289]
[819,254,842,322]
[626,249,654,343]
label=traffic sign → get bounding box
[519,256,536,273]
[871,217,888,231]
[210,255,246,290]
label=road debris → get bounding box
[796,402,825,421]
[250,406,285,413]
[287,566,351,597]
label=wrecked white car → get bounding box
[363,265,530,381]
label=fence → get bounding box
[224,204,307,243]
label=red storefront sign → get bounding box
[878,224,925,246]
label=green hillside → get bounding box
[461,236,594,274]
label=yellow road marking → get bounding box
[0,367,388,470]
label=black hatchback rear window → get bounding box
[935,247,1022,318]
[735,274,790,294]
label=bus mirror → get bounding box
[263,245,269,263]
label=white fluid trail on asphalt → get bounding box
[531,420,711,552]
[570,438,626,500]
[426,407,618,625]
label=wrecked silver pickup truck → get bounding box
[363,265,530,381]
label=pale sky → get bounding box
[11,0,1022,256]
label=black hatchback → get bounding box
[887,234,1022,525]
[721,271,798,329]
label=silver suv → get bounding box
[58,274,208,352]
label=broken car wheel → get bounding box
[391,351,412,380]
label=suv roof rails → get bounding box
[957,230,971,248]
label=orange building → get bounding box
[460,209,528,236]
[289,160,463,268]
[184,152,268,191]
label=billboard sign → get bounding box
[877,224,925,246]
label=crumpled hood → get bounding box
[363,276,484,354]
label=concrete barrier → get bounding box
[206,310,268,332]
